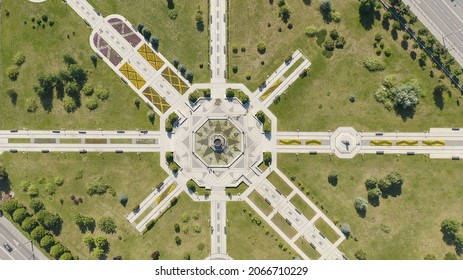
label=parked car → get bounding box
[3,242,13,252]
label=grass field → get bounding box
[267,171,294,196]
[0,152,213,260]
[229,0,462,132]
[271,212,297,239]
[88,0,210,83]
[290,194,317,220]
[295,237,321,260]
[227,202,297,260]
[314,218,340,244]
[278,153,463,260]
[1,0,159,130]
[248,190,273,216]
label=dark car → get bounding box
[3,242,13,252]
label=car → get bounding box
[3,242,13,252]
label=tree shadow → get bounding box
[8,93,18,105]
[401,40,409,50]
[410,51,417,60]
[368,196,380,207]
[382,19,390,31]
[321,11,332,24]
[433,89,444,110]
[359,12,375,30]
[395,106,415,121]
[442,233,455,246]
[391,29,398,40]
[303,0,311,5]
[0,178,12,193]
[388,184,402,197]
[55,81,65,100]
[316,29,327,47]
[356,209,366,218]
[196,21,204,32]
[167,0,175,9]
[51,223,62,236]
[39,89,54,112]
[328,177,338,186]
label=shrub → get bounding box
[340,223,351,237]
[44,183,57,195]
[7,65,19,81]
[328,171,338,186]
[306,25,318,37]
[50,243,66,259]
[367,188,382,201]
[189,91,199,103]
[263,152,272,166]
[174,223,180,233]
[63,95,77,113]
[354,197,368,212]
[257,42,266,54]
[30,199,45,213]
[98,216,117,234]
[86,177,110,195]
[40,235,55,252]
[31,226,47,242]
[25,98,38,113]
[364,177,377,189]
[175,236,182,246]
[95,88,109,101]
[362,57,386,72]
[13,52,26,66]
[120,194,128,206]
[375,33,382,42]
[13,208,29,224]
[168,9,178,20]
[2,199,19,215]
[54,176,64,186]
[246,73,251,80]
[22,217,38,233]
[384,48,392,57]
[142,28,151,40]
[147,110,156,123]
[28,185,39,197]
[332,11,341,23]
[82,83,94,96]
[355,250,367,260]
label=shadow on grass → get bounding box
[395,106,415,121]
[368,196,380,207]
[356,209,366,218]
[382,19,390,31]
[401,40,409,50]
[196,21,204,32]
[433,90,444,110]
[0,179,12,193]
[316,29,327,47]
[359,12,375,30]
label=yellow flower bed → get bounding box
[154,183,177,205]
[370,140,392,146]
[260,79,282,101]
[422,140,445,146]
[305,140,321,145]
[279,139,302,145]
[396,140,418,146]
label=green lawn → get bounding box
[278,153,463,260]
[267,171,294,196]
[226,181,248,196]
[271,212,298,239]
[0,152,211,260]
[295,237,321,260]
[227,202,297,260]
[314,218,340,244]
[88,0,210,83]
[229,0,462,132]
[248,190,273,216]
[290,194,317,220]
[1,0,159,130]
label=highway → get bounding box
[0,216,48,260]
[403,0,463,68]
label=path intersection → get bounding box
[5,0,463,260]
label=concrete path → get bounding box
[209,198,227,258]
[210,0,227,83]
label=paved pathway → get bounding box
[210,0,227,83]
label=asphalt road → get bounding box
[0,216,47,260]
[403,0,463,68]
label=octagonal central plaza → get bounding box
[172,98,264,188]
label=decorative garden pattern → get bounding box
[142,86,171,114]
[107,17,141,48]
[119,62,146,89]
[92,33,122,66]
[138,44,165,71]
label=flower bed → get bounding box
[260,79,282,101]
[305,140,321,145]
[370,140,392,146]
[279,139,302,145]
[92,33,122,66]
[422,140,445,146]
[154,183,177,205]
[396,140,418,146]
[108,17,141,48]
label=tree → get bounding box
[137,22,144,33]
[329,29,339,40]
[75,214,96,233]
[82,235,95,249]
[440,219,460,239]
[368,188,382,200]
[12,208,28,224]
[36,210,63,233]
[40,235,55,252]
[90,54,98,67]
[86,98,98,111]
[86,177,110,195]
[444,252,458,260]
[25,98,38,113]
[354,249,367,260]
[359,0,376,15]
[256,111,265,123]
[7,65,19,81]
[365,177,377,189]
[94,236,109,251]
[5,88,18,104]
[63,95,77,113]
[455,234,463,251]
[174,223,180,233]
[2,199,19,215]
[263,152,272,166]
[60,252,74,260]
[175,236,182,246]
[328,171,338,186]
[279,5,291,22]
[150,36,159,50]
[63,54,77,65]
[340,223,351,237]
[147,110,156,123]
[197,242,205,251]
[378,177,392,192]
[67,64,87,84]
[188,91,199,103]
[50,243,66,259]
[385,171,403,187]
[31,226,47,242]
[98,216,117,234]
[120,194,128,207]
[92,247,106,259]
[185,71,193,82]
[320,0,332,13]
[142,28,152,41]
[179,64,187,75]
[151,251,160,260]
[173,58,179,67]
[424,254,436,260]
[95,88,109,100]
[20,215,37,232]
[354,197,368,213]
[54,176,64,186]
[257,42,266,54]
